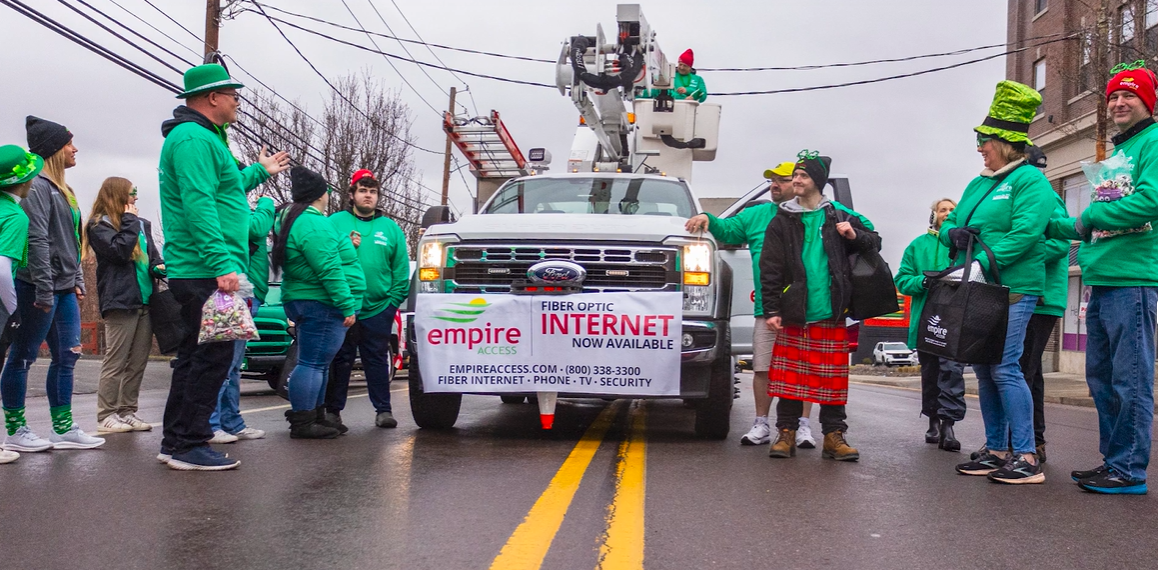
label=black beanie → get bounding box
[26,116,72,160]
[794,155,832,190]
[290,166,328,203]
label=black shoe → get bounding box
[286,410,340,439]
[987,454,1045,485]
[375,411,398,428]
[317,408,349,435]
[1078,469,1148,495]
[955,452,1009,476]
[1071,464,1109,483]
[938,419,960,452]
[924,416,940,444]
[970,444,988,461]
[1035,443,1047,464]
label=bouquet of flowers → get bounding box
[1082,151,1152,242]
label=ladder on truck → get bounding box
[444,111,528,210]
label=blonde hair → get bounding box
[932,198,957,210]
[41,147,78,210]
[83,177,144,261]
[990,139,1027,164]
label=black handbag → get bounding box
[150,281,187,355]
[835,210,899,320]
[917,234,1010,365]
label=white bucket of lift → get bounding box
[537,391,558,430]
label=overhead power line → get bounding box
[386,0,481,115]
[337,0,443,116]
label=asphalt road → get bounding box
[2,362,1156,569]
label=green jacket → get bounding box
[246,197,276,302]
[329,210,410,319]
[939,161,1054,296]
[1049,121,1158,287]
[0,193,28,270]
[276,207,364,316]
[1037,194,1070,317]
[641,72,707,102]
[894,230,952,348]
[159,108,269,279]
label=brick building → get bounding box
[1006,0,1158,373]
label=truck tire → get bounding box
[695,326,733,440]
[275,342,297,401]
[408,354,461,429]
[500,395,527,404]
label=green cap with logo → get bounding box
[0,144,44,189]
[974,80,1041,146]
[176,64,245,99]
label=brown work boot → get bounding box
[822,430,860,461]
[768,429,796,458]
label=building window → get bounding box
[1063,173,1090,219]
[1120,3,1137,60]
[1079,32,1094,93]
[1146,0,1158,51]
[1035,0,1047,15]
[1034,58,1046,108]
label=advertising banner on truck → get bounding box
[415,292,682,395]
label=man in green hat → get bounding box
[157,63,291,471]
[0,145,41,465]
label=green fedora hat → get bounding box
[975,80,1042,146]
[0,144,44,189]
[176,64,245,99]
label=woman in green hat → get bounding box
[940,80,1058,485]
[0,145,41,464]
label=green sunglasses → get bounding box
[976,134,994,147]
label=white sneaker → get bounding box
[156,452,172,463]
[120,413,153,432]
[233,427,265,440]
[2,425,54,452]
[796,424,817,449]
[49,425,106,450]
[97,414,134,434]
[0,449,19,464]
[739,419,771,446]
[208,430,239,444]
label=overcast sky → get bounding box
[0,0,1008,267]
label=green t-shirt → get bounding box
[0,193,29,270]
[801,208,833,322]
[329,210,410,319]
[134,230,153,304]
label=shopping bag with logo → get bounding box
[917,234,1009,365]
[198,289,260,344]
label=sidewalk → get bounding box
[851,371,1111,409]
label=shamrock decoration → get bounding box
[797,149,820,161]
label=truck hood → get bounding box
[424,214,710,244]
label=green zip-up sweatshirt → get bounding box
[329,210,410,319]
[641,72,708,102]
[1049,121,1158,287]
[895,230,952,348]
[159,107,269,279]
[1037,194,1070,317]
[939,161,1054,296]
[247,197,276,302]
[276,207,364,316]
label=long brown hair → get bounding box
[83,176,143,261]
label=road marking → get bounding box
[596,402,647,570]
[489,402,621,570]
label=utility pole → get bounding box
[204,0,221,57]
[1095,0,1109,161]
[441,86,457,207]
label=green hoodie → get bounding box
[895,230,952,347]
[329,210,410,319]
[641,72,708,102]
[939,161,1054,296]
[1050,121,1158,287]
[1037,194,1070,317]
[276,207,364,316]
[246,197,276,302]
[158,108,269,279]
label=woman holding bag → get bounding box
[84,177,165,434]
[941,81,1056,484]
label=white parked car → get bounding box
[873,342,918,366]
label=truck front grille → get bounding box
[448,244,677,293]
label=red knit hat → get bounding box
[678,49,694,67]
[350,169,375,186]
[1106,64,1158,113]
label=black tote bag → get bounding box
[150,281,187,355]
[834,210,899,320]
[916,235,1009,365]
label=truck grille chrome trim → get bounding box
[449,244,677,293]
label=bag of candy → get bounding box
[1082,150,1152,242]
[197,289,260,344]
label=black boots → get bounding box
[316,407,349,435]
[938,418,960,452]
[925,416,940,444]
[285,409,340,439]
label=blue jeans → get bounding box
[327,307,397,414]
[1,281,81,410]
[1085,286,1156,482]
[210,299,260,434]
[973,295,1037,455]
[284,300,348,412]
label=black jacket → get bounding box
[759,200,881,325]
[87,213,164,316]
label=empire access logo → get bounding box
[427,298,521,354]
[926,315,948,340]
[433,298,491,323]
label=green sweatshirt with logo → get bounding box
[246,197,275,302]
[329,210,410,319]
[939,161,1054,296]
[895,230,952,348]
[276,207,364,317]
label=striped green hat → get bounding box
[974,80,1041,146]
[176,64,244,99]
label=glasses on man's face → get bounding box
[214,91,240,102]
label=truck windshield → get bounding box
[484,177,695,217]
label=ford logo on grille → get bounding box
[527,260,586,285]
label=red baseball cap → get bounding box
[351,169,375,186]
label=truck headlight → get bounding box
[682,243,712,285]
[419,242,444,280]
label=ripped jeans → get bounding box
[0,280,82,410]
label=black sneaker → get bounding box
[955,452,1009,476]
[969,444,988,461]
[1071,464,1109,483]
[1078,469,1148,495]
[987,454,1045,485]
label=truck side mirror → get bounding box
[421,205,454,230]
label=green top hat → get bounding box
[0,144,44,189]
[177,64,245,99]
[974,80,1041,146]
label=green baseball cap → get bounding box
[176,64,245,99]
[974,80,1041,146]
[0,144,44,189]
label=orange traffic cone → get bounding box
[538,391,558,429]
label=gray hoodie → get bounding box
[16,174,85,306]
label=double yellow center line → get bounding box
[489,401,648,570]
